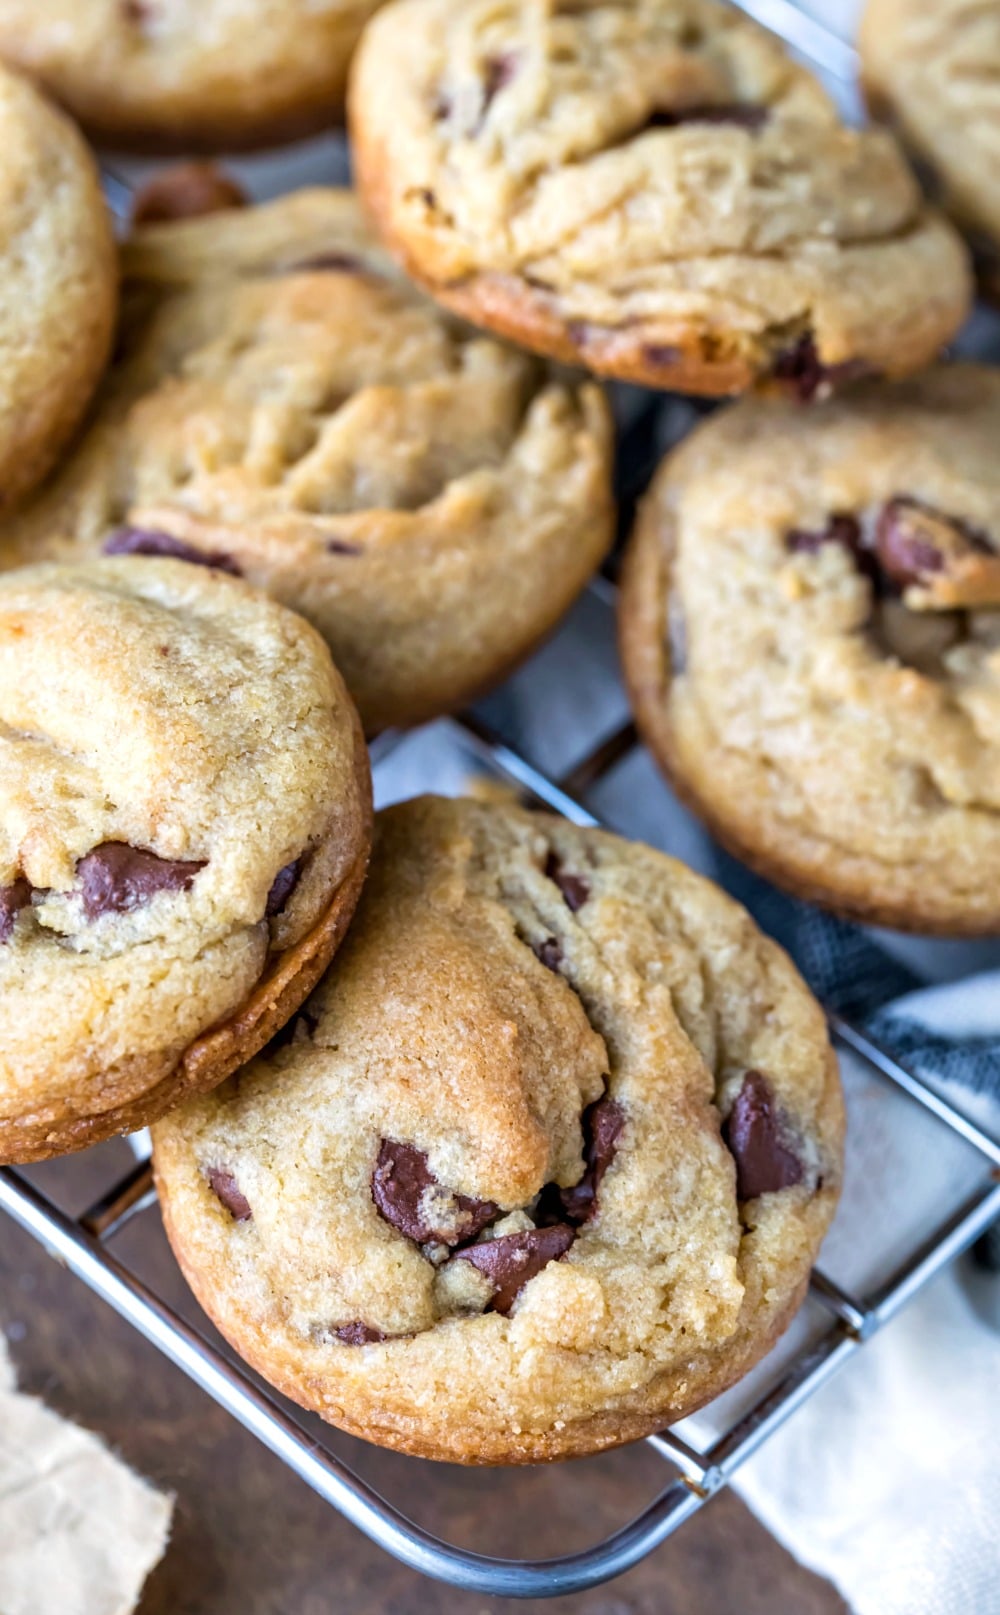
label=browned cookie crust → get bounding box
[0,0,386,150]
[620,365,1000,936]
[0,189,613,735]
[350,0,971,397]
[0,559,372,1164]
[153,795,842,1464]
[0,63,116,514]
[861,0,1000,299]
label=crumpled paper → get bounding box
[0,1337,172,1615]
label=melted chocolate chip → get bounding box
[326,537,363,556]
[77,843,206,921]
[371,1140,497,1246]
[334,1322,386,1345]
[103,527,242,576]
[207,1167,252,1222]
[131,163,247,226]
[532,936,563,972]
[545,851,590,912]
[646,104,768,130]
[289,252,365,273]
[455,1224,575,1314]
[482,52,519,111]
[772,335,871,403]
[873,497,991,591]
[0,878,32,944]
[558,1096,625,1224]
[265,860,301,918]
[786,514,861,557]
[722,1070,804,1200]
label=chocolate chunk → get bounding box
[77,842,206,921]
[334,1322,386,1345]
[265,859,301,918]
[131,162,247,226]
[455,1224,575,1314]
[289,252,365,273]
[326,537,363,556]
[371,1140,497,1246]
[647,104,768,130]
[0,878,31,944]
[482,52,519,111]
[103,527,241,576]
[558,1096,625,1224]
[873,497,990,592]
[786,514,861,557]
[545,851,590,912]
[722,1070,804,1200]
[532,936,563,972]
[772,335,871,403]
[207,1167,252,1222]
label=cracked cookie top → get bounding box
[350,0,971,394]
[0,188,612,733]
[0,559,371,1161]
[620,364,1000,935]
[0,62,116,512]
[861,0,1000,283]
[0,0,386,149]
[152,793,841,1464]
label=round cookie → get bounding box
[0,0,386,151]
[860,0,1000,298]
[0,188,613,735]
[151,794,842,1465]
[620,364,1000,936]
[0,558,372,1164]
[0,63,116,514]
[349,0,971,397]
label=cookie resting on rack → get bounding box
[0,559,372,1164]
[0,0,385,150]
[620,364,1000,935]
[860,0,1000,300]
[349,0,971,397]
[0,187,613,735]
[0,62,116,513]
[152,794,843,1465]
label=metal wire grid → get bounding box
[2,0,998,1598]
[2,694,999,1597]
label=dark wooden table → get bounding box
[0,1142,845,1615]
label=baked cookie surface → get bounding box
[350,0,971,395]
[861,0,1000,293]
[620,365,1000,935]
[0,559,371,1163]
[0,0,384,150]
[0,189,613,735]
[0,63,116,513]
[152,794,842,1464]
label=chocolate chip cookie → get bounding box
[861,0,1000,298]
[151,794,842,1464]
[0,0,385,150]
[0,188,613,734]
[620,364,1000,935]
[0,63,116,513]
[0,559,372,1164]
[349,0,971,397]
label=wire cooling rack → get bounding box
[3,0,1000,1599]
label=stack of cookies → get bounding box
[0,0,995,1466]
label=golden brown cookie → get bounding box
[0,188,613,735]
[350,0,971,397]
[0,0,385,150]
[620,365,1000,935]
[0,559,372,1164]
[0,63,116,514]
[861,0,1000,297]
[152,794,842,1464]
